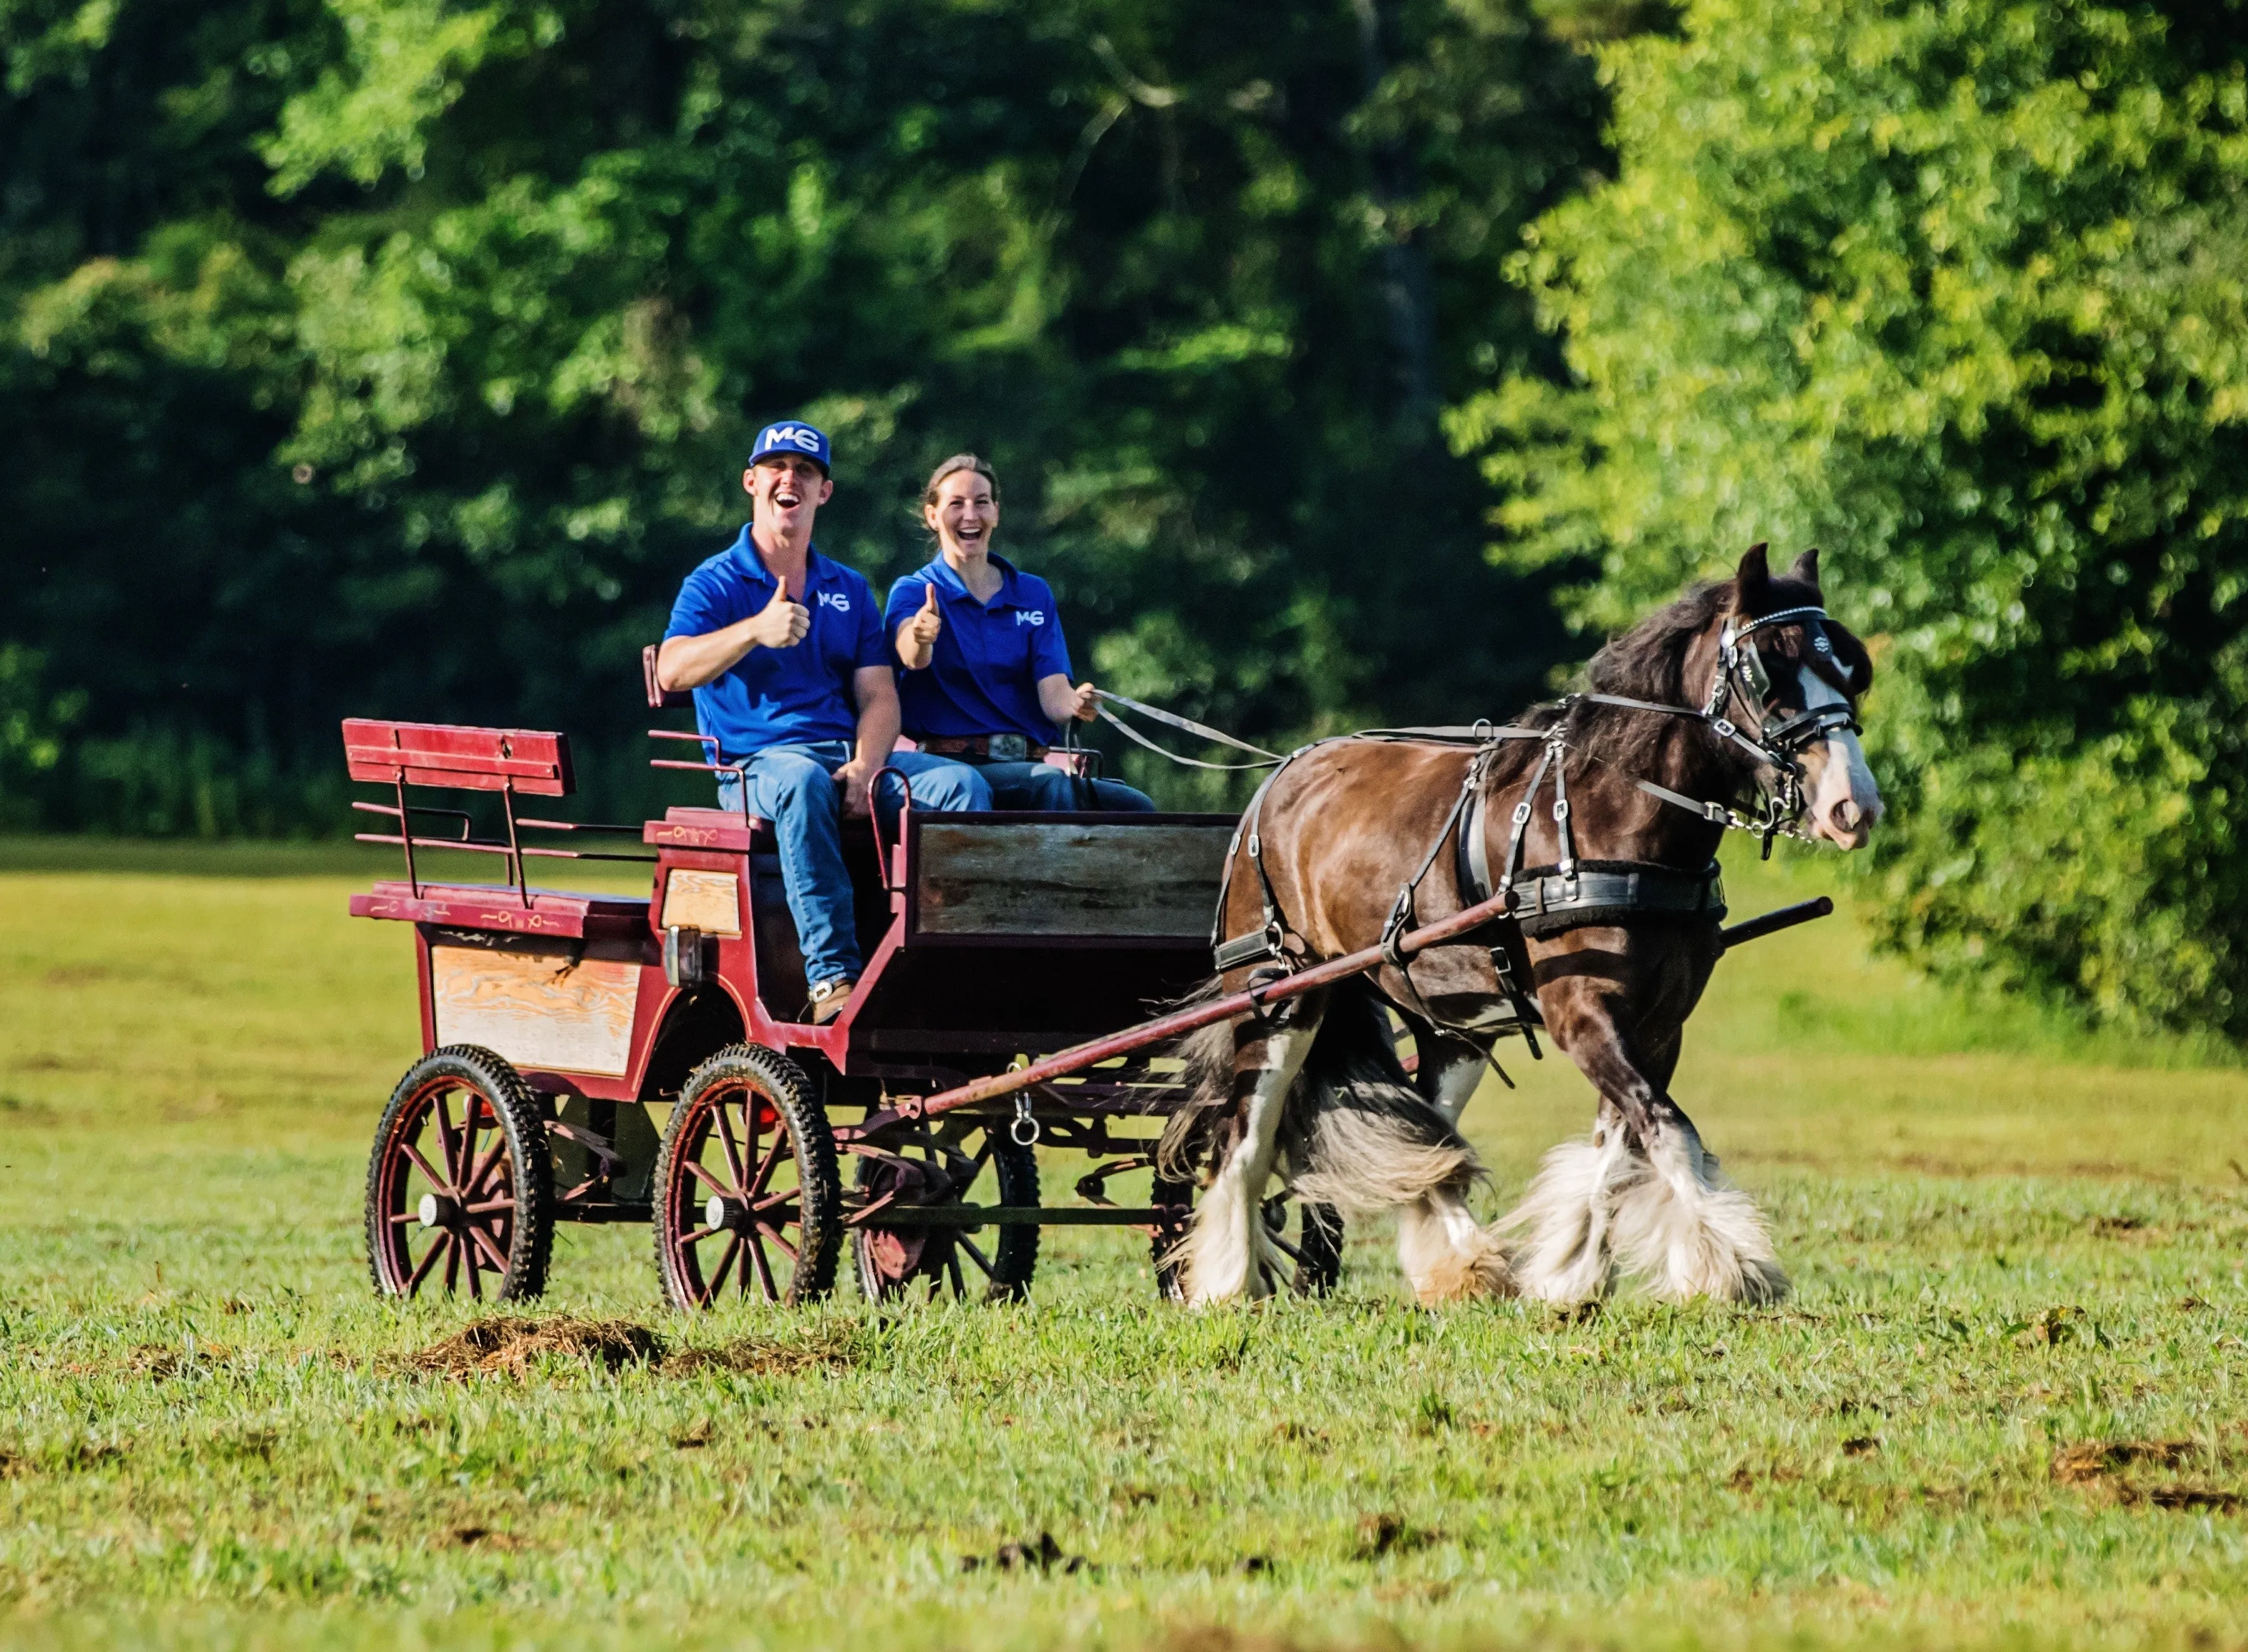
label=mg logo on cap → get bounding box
[765,425,820,452]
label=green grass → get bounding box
[2,838,2246,1651]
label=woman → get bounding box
[885,454,1154,811]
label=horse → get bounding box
[1158,545,1882,1308]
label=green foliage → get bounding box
[3,0,1612,826]
[1455,0,2248,1037]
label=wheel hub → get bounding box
[417,1192,460,1230]
[704,1193,742,1232]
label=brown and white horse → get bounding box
[1159,546,1882,1307]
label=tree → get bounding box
[2,0,1611,828]
[1454,0,2248,1034]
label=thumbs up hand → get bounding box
[896,581,944,669]
[747,575,811,650]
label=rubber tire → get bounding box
[653,1044,840,1310]
[365,1045,553,1302]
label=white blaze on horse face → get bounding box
[1796,662,1882,848]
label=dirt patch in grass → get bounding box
[2053,1440,2239,1513]
[665,1326,862,1377]
[2052,1440,2199,1484]
[412,1317,663,1378]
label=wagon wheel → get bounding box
[852,1127,1040,1304]
[1148,1179,1341,1301]
[653,1044,840,1309]
[365,1046,552,1302]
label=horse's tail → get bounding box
[1154,978,1241,1181]
[1278,978,1485,1214]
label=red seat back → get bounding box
[644,644,693,710]
[342,719,574,795]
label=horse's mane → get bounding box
[1585,580,1730,706]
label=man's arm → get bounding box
[656,579,808,690]
[834,665,901,816]
[1038,673,1099,724]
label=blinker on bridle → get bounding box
[1706,603,1860,758]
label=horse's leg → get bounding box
[1517,1005,1787,1305]
[1405,1019,1491,1127]
[1377,1017,1507,1303]
[1179,992,1329,1306]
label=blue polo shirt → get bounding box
[885,556,1073,744]
[664,531,886,757]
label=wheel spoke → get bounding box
[463,1196,513,1216]
[468,1222,509,1276]
[746,1231,780,1300]
[946,1255,965,1297]
[678,1223,725,1246]
[388,1210,423,1225]
[463,1136,508,1199]
[399,1138,449,1196]
[753,1220,798,1262]
[749,1187,797,1215]
[405,1233,446,1296]
[705,1233,742,1302]
[443,1232,461,1293]
[959,1237,994,1278]
[714,1097,746,1186]
[748,1130,787,1199]
[684,1158,731,1197]
[433,1094,462,1187]
[458,1098,482,1196]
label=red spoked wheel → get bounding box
[365,1046,552,1302]
[653,1045,840,1309]
[852,1126,1040,1303]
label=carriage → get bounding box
[347,640,1836,1308]
[343,674,1337,1308]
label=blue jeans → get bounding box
[970,760,1156,812]
[716,741,990,986]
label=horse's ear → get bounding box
[1735,542,1771,604]
[1787,546,1821,591]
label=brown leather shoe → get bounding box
[808,978,856,1025]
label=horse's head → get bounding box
[1722,544,1883,850]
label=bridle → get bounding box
[1589,601,1863,855]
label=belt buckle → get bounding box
[988,733,1028,762]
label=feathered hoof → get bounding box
[1610,1161,1790,1306]
[1496,1136,1625,1305]
[1407,1235,1517,1307]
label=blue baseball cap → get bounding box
[748,420,831,475]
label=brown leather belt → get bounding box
[917,733,1049,762]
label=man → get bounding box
[658,421,990,1024]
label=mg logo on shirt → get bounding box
[1016,609,1046,626]
[816,591,851,612]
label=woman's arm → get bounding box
[895,582,943,669]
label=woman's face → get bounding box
[925,470,999,558]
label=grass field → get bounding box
[2,836,2245,1651]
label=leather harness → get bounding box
[1209,604,1858,1046]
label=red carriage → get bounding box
[343,683,1293,1308]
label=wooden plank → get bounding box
[914,822,1232,938]
[341,719,573,795]
[660,869,742,935]
[431,944,642,1077]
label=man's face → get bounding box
[744,454,833,534]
